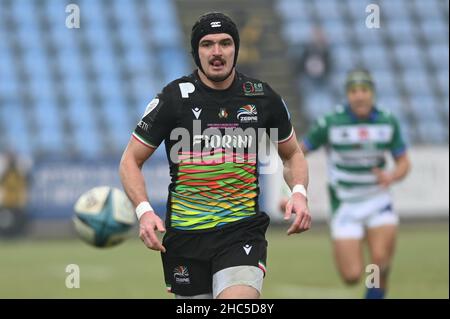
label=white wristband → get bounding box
[135,201,154,220]
[292,184,307,199]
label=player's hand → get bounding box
[139,211,166,253]
[372,168,394,188]
[284,192,311,235]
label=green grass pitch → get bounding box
[0,222,447,299]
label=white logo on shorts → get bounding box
[243,244,252,255]
[173,266,190,284]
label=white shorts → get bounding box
[330,191,399,240]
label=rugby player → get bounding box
[301,69,411,299]
[119,12,311,299]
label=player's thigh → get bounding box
[216,284,260,299]
[211,213,269,299]
[333,239,364,283]
[367,224,397,265]
[212,261,265,298]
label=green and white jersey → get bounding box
[303,105,407,203]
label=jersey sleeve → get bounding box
[264,85,294,144]
[389,115,407,158]
[302,116,328,151]
[132,86,176,148]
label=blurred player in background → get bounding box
[120,12,311,299]
[0,151,30,238]
[300,69,411,299]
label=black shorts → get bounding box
[160,212,270,296]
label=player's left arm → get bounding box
[373,116,411,187]
[373,153,411,188]
[277,131,311,235]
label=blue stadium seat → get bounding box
[321,19,350,46]
[90,49,118,77]
[353,24,384,47]
[83,26,111,50]
[304,89,335,120]
[276,0,312,22]
[345,0,373,23]
[0,105,32,155]
[409,95,441,123]
[72,125,102,157]
[393,44,426,71]
[23,49,50,77]
[333,45,361,71]
[1,0,189,157]
[158,48,190,83]
[385,18,417,43]
[428,44,449,70]
[436,68,449,96]
[413,0,442,19]
[281,21,314,45]
[271,0,449,146]
[116,25,143,49]
[371,69,397,95]
[314,0,343,21]
[379,0,410,20]
[402,69,433,96]
[123,47,150,70]
[361,45,391,70]
[147,0,178,25]
[67,97,94,131]
[0,70,20,97]
[101,101,133,151]
[0,48,16,84]
[35,102,64,153]
[417,120,447,144]
[443,98,449,119]
[112,0,139,25]
[377,92,404,119]
[419,18,449,44]
[50,27,79,51]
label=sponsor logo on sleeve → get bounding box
[142,98,159,118]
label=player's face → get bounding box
[347,85,374,118]
[198,33,235,82]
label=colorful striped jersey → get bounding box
[133,71,293,231]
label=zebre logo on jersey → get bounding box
[237,104,258,123]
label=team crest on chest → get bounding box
[242,81,264,96]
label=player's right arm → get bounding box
[119,138,166,253]
[119,89,176,253]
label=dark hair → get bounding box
[190,12,240,72]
